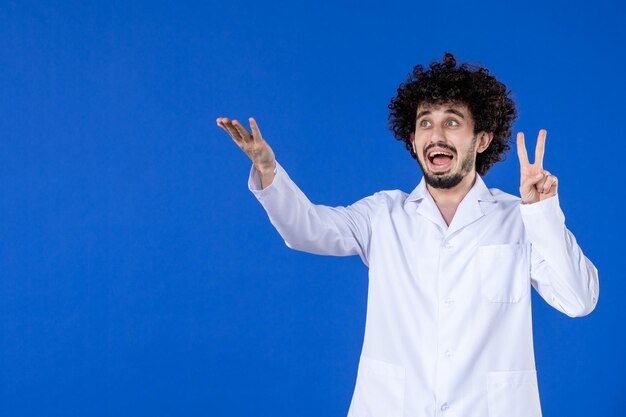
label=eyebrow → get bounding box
[445,108,465,119]
[416,108,466,120]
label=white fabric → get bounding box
[248,161,599,417]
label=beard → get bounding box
[416,134,478,189]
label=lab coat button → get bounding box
[444,297,454,305]
[441,403,450,412]
[445,349,453,358]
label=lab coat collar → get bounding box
[405,173,497,237]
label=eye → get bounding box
[446,120,459,127]
[419,120,431,127]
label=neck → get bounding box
[427,171,477,210]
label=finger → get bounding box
[534,129,547,168]
[519,179,539,203]
[219,118,246,146]
[536,170,551,192]
[225,119,248,143]
[217,117,226,128]
[542,175,558,194]
[521,171,546,190]
[249,117,263,142]
[548,177,558,194]
[536,177,548,193]
[217,117,235,133]
[232,120,253,143]
[516,132,529,167]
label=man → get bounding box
[216,53,599,417]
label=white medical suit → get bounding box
[248,161,599,417]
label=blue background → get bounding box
[1,0,625,415]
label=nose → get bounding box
[429,123,447,144]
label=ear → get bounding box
[476,132,494,153]
[410,132,416,153]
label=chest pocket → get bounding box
[477,243,530,303]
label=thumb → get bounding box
[249,117,263,141]
[520,172,545,193]
[524,171,545,186]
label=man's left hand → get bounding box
[517,129,559,204]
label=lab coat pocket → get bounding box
[487,370,542,417]
[478,244,530,303]
[347,356,405,417]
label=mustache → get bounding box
[424,143,457,156]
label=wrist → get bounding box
[255,161,277,177]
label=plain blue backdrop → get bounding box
[1,0,625,415]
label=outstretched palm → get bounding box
[216,117,276,175]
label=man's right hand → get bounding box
[217,117,276,188]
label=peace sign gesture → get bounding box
[517,129,558,204]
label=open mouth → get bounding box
[426,149,454,173]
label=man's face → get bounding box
[410,102,489,189]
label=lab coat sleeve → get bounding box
[248,161,381,266]
[520,194,599,317]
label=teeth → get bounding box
[429,151,453,158]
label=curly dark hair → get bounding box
[388,53,517,175]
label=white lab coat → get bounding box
[248,162,599,417]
